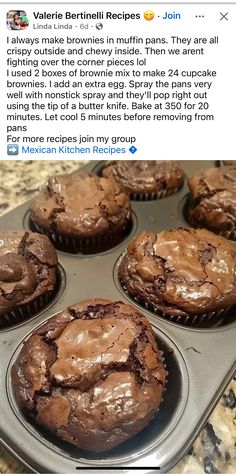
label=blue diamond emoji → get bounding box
[129,146,137,154]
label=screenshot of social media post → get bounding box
[0,3,235,159]
[0,3,236,474]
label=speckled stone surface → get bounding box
[0,160,85,214]
[0,161,235,474]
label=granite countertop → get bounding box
[0,161,235,474]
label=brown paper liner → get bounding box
[130,187,180,201]
[136,298,232,328]
[218,228,236,242]
[32,221,132,254]
[0,291,54,329]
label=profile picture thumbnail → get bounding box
[7,10,29,30]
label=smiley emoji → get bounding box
[144,10,155,21]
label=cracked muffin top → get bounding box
[102,160,184,196]
[0,231,57,317]
[118,228,236,317]
[11,299,166,452]
[188,166,236,233]
[29,171,131,238]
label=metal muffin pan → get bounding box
[0,160,235,473]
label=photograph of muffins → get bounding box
[188,166,236,240]
[118,227,236,327]
[0,231,58,328]
[102,160,185,200]
[11,298,166,452]
[0,161,235,474]
[29,170,131,253]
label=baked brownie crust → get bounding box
[118,228,236,317]
[0,231,57,316]
[30,171,131,238]
[12,299,166,452]
[102,161,184,195]
[188,166,236,233]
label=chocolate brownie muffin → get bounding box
[0,231,58,327]
[188,166,236,239]
[30,171,131,253]
[102,160,184,200]
[12,299,166,452]
[118,228,236,326]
